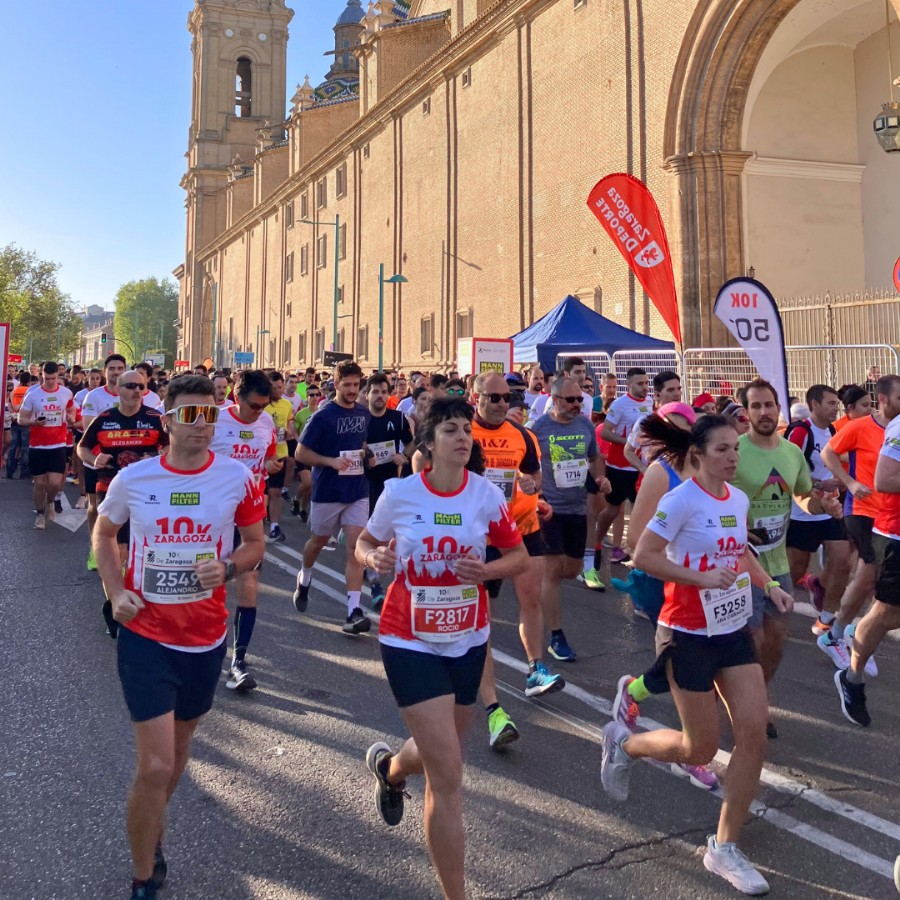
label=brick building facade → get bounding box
[177,0,900,370]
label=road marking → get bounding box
[265,547,900,879]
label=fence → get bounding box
[780,289,900,347]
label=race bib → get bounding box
[411,584,480,643]
[339,449,364,476]
[485,468,516,501]
[275,427,286,443]
[553,457,588,489]
[701,572,752,636]
[141,547,215,605]
[370,440,396,466]
[41,409,64,426]
[752,514,786,553]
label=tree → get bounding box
[0,244,82,361]
[114,277,179,367]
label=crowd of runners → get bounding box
[4,354,900,898]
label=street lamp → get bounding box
[874,0,900,152]
[299,214,340,351]
[205,274,219,366]
[256,327,270,367]
[378,264,408,372]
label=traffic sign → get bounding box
[323,351,353,367]
[893,256,900,293]
[8,353,23,364]
[234,351,254,365]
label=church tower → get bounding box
[180,0,294,365]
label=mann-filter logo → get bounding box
[461,587,478,600]
[170,492,200,506]
[239,431,254,440]
[654,511,667,521]
[720,515,738,528]
[434,512,462,526]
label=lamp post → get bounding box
[256,326,270,367]
[378,264,408,372]
[299,214,340,351]
[205,275,219,366]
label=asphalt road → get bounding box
[2,476,899,900]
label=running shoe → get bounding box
[845,623,879,677]
[102,600,119,639]
[33,513,46,530]
[130,880,157,899]
[610,547,630,564]
[835,669,870,726]
[293,580,310,613]
[290,498,301,517]
[45,503,55,522]
[75,495,88,509]
[226,659,258,692]
[600,721,634,802]
[487,707,519,749]
[524,661,564,697]
[894,854,900,893]
[365,742,407,827]
[703,836,770,895]
[369,580,386,611]
[53,498,63,515]
[86,548,97,570]
[342,607,371,635]
[281,488,290,501]
[299,507,309,523]
[797,573,825,612]
[548,631,577,662]
[612,675,640,731]
[578,567,606,591]
[816,632,850,669]
[671,763,718,791]
[267,525,286,543]
[66,473,78,484]
[810,616,833,637]
[766,721,778,740]
[151,843,167,889]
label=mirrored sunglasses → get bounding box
[166,404,220,425]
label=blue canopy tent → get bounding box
[511,295,674,372]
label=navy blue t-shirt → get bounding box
[301,401,371,504]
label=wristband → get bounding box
[764,580,780,597]
[366,550,375,570]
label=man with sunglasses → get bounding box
[80,369,168,636]
[471,372,564,749]
[529,376,608,661]
[94,374,265,900]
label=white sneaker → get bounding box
[33,513,46,530]
[845,624,878,678]
[703,836,770,895]
[816,633,850,669]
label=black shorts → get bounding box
[484,531,542,598]
[233,525,262,572]
[117,626,226,723]
[84,467,98,495]
[845,515,876,564]
[654,625,759,693]
[585,472,599,495]
[380,641,487,708]
[540,513,587,559]
[28,447,67,476]
[874,535,900,607]
[267,464,287,489]
[286,439,297,460]
[98,493,129,544]
[786,517,846,553]
[605,467,639,506]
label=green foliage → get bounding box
[0,244,82,361]
[114,277,179,367]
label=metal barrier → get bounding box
[555,352,612,395]
[611,350,683,395]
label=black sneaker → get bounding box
[835,669,871,726]
[290,499,301,517]
[226,659,258,692]
[150,843,167,889]
[365,742,407,827]
[293,580,310,613]
[54,498,63,515]
[343,607,372,635]
[267,524,286,543]
[281,488,290,502]
[102,600,119,639]
[130,878,157,899]
[299,507,308,523]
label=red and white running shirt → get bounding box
[647,478,750,634]
[21,384,74,448]
[604,394,653,469]
[98,453,265,650]
[367,471,521,655]
[874,417,900,541]
[81,385,119,420]
[209,406,277,481]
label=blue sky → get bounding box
[0,1,345,312]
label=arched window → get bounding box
[235,57,252,117]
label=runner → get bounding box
[264,372,294,543]
[290,384,322,521]
[283,372,304,501]
[6,370,34,479]
[296,366,317,402]
[93,373,265,900]
[293,361,372,634]
[523,366,546,407]
[528,356,592,419]
[363,372,413,609]
[834,384,871,431]
[602,414,793,895]
[79,369,168,637]
[834,374,900,727]
[784,385,850,636]
[17,361,75,528]
[529,375,608,661]
[81,354,128,569]
[210,369,280,692]
[355,395,526,900]
[211,373,233,410]
[731,379,841,738]
[622,370,683,475]
[471,372,563,749]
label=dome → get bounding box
[336,0,364,26]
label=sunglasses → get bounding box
[447,388,466,396]
[119,382,145,390]
[246,400,269,412]
[307,392,321,398]
[486,392,512,404]
[555,395,583,405]
[166,404,220,425]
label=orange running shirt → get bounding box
[826,414,886,519]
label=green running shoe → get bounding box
[579,567,605,591]
[86,549,98,571]
[488,706,519,750]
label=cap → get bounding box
[504,372,526,388]
[658,401,697,425]
[722,402,743,418]
[692,392,716,409]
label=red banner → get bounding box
[8,353,22,364]
[587,174,682,344]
